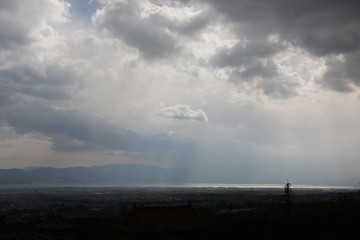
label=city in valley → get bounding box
[0,185,359,239]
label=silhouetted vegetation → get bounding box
[283,181,292,219]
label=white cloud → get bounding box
[159,104,209,122]
[0,0,69,50]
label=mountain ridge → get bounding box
[0,164,355,186]
[0,164,187,185]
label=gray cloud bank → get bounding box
[0,99,195,158]
[94,0,209,59]
[0,0,194,158]
[206,0,360,93]
[88,0,360,95]
[0,0,68,50]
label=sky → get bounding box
[1,0,360,185]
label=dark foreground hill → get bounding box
[0,164,187,184]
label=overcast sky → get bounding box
[1,0,360,185]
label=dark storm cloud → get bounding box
[213,40,298,98]
[207,0,360,55]
[0,0,67,50]
[170,13,210,37]
[230,61,278,81]
[206,0,360,93]
[0,65,87,147]
[0,0,196,157]
[95,1,178,59]
[212,41,285,68]
[319,50,360,92]
[0,63,193,155]
[229,61,299,99]
[0,101,194,156]
[0,1,32,49]
[258,77,299,99]
[95,0,211,59]
[319,59,353,92]
[0,65,80,102]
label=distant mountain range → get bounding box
[0,164,356,186]
[0,164,189,185]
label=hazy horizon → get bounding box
[0,163,357,187]
[1,0,360,186]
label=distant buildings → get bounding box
[122,204,203,232]
[16,204,204,239]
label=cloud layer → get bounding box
[1,0,360,184]
[207,0,360,92]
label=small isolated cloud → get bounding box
[159,104,208,122]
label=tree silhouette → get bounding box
[283,181,292,218]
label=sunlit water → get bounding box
[148,183,353,189]
[0,183,354,190]
[125,183,353,190]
